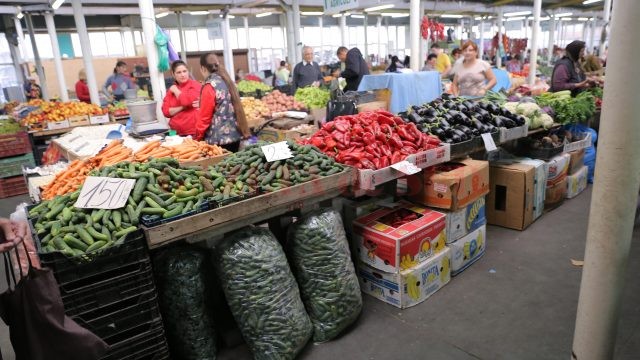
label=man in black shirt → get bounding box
[292,46,322,93]
[337,46,369,92]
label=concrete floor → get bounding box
[1,187,639,359]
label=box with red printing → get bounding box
[353,201,447,273]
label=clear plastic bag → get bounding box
[215,227,312,360]
[286,209,362,343]
[153,246,218,360]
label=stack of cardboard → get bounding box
[545,153,571,209]
[566,149,588,199]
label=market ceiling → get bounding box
[0,0,608,17]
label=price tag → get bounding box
[261,141,293,162]
[74,176,136,209]
[391,160,421,175]
[481,133,498,152]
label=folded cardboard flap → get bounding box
[487,163,535,230]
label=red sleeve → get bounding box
[76,81,90,102]
[177,80,202,107]
[161,93,173,118]
[196,84,216,141]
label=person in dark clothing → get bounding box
[386,56,404,73]
[337,46,370,92]
[550,40,595,96]
[292,46,322,93]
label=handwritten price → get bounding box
[261,142,293,162]
[74,177,136,209]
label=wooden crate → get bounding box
[68,115,90,127]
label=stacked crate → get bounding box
[0,130,33,198]
[36,230,170,359]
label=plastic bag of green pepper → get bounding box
[153,246,218,360]
[215,227,312,359]
[286,209,362,343]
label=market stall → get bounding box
[357,71,442,114]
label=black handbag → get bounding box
[0,239,108,360]
[326,89,358,122]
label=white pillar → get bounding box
[409,0,420,71]
[497,8,503,68]
[177,12,187,61]
[44,12,68,101]
[590,18,597,54]
[377,16,382,64]
[285,11,295,64]
[340,14,347,46]
[599,0,612,56]
[524,19,528,45]
[13,17,26,69]
[222,16,234,77]
[547,14,555,66]
[8,41,23,90]
[363,14,368,62]
[130,28,137,56]
[24,13,48,100]
[244,16,251,51]
[572,1,639,359]
[138,0,166,122]
[292,0,301,64]
[479,21,485,61]
[419,2,426,66]
[71,0,99,105]
[319,16,324,59]
[247,16,255,73]
[528,0,541,86]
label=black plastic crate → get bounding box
[211,187,260,208]
[73,289,161,340]
[140,201,210,227]
[450,130,500,159]
[101,319,169,360]
[62,262,155,316]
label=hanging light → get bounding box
[301,12,323,16]
[189,11,209,16]
[504,11,531,17]
[441,14,464,19]
[554,12,573,17]
[51,0,66,10]
[364,4,394,12]
[156,12,170,18]
[583,0,603,4]
[256,12,272,18]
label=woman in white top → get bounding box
[451,41,497,97]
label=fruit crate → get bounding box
[101,319,170,360]
[0,152,35,178]
[0,130,31,157]
[0,175,28,198]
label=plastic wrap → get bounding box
[286,209,362,343]
[153,246,217,360]
[215,227,312,360]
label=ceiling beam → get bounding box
[547,0,585,10]
[492,0,518,6]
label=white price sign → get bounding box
[74,177,136,209]
[261,142,293,162]
[481,133,498,152]
[391,160,421,175]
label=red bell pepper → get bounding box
[380,155,390,168]
[391,151,405,164]
[389,134,404,149]
[402,140,418,149]
[375,110,395,118]
[325,138,337,149]
[377,114,396,126]
[362,132,376,144]
[400,146,417,155]
[397,126,415,141]
[359,158,376,170]
[379,144,392,157]
[334,119,350,132]
[381,124,394,135]
[372,158,382,169]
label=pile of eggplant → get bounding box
[399,94,527,144]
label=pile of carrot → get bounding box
[134,138,225,162]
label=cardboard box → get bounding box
[46,119,70,130]
[512,159,548,222]
[546,153,570,186]
[357,248,451,309]
[568,149,585,175]
[89,114,110,125]
[566,165,588,199]
[545,177,568,208]
[341,195,394,237]
[487,162,536,230]
[407,158,490,211]
[353,201,447,273]
[67,115,90,127]
[444,196,486,244]
[257,126,316,143]
[449,225,486,276]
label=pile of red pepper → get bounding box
[302,110,441,170]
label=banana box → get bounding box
[546,153,571,186]
[449,225,486,276]
[340,195,394,237]
[444,196,486,244]
[357,247,451,309]
[353,201,447,273]
[513,159,548,221]
[566,165,588,199]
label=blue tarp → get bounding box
[492,68,512,92]
[357,72,442,113]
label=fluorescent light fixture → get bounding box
[527,16,550,21]
[578,17,589,21]
[351,14,365,19]
[301,12,323,16]
[51,0,65,10]
[475,17,482,21]
[583,0,603,4]
[156,11,170,18]
[504,10,531,17]
[189,11,209,15]
[555,12,573,17]
[505,16,526,21]
[228,15,235,19]
[332,12,350,18]
[364,4,394,12]
[561,17,572,21]
[381,13,409,18]
[16,12,23,20]
[256,12,272,17]
[441,14,463,18]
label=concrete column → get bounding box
[319,16,324,59]
[340,14,347,46]
[590,18,597,54]
[377,16,382,64]
[599,0,612,56]
[419,2,426,65]
[409,0,420,71]
[292,0,301,64]
[222,16,234,76]
[363,14,368,62]
[8,41,23,89]
[286,11,295,64]
[527,0,541,86]
[479,20,485,61]
[130,28,137,56]
[44,12,68,101]
[24,13,48,100]
[71,0,99,104]
[547,14,555,66]
[138,0,166,122]
[572,1,640,359]
[244,16,251,51]
[248,16,255,73]
[523,19,528,44]
[177,12,187,61]
[497,8,503,68]
[13,17,26,68]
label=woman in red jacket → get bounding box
[75,69,91,103]
[162,60,202,136]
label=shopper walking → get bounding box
[550,40,596,96]
[102,61,135,102]
[161,60,202,137]
[24,76,42,101]
[292,46,323,93]
[274,61,290,86]
[386,55,404,73]
[431,43,452,76]
[75,69,91,103]
[337,46,369,92]
[451,41,497,97]
[196,53,250,152]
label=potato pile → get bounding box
[261,90,307,113]
[241,97,271,125]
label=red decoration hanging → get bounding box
[421,16,445,42]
